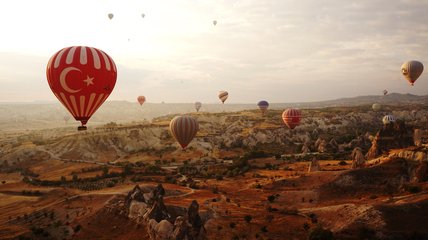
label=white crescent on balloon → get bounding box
[60,67,82,93]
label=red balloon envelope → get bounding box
[46,46,117,130]
[282,108,301,129]
[137,96,146,105]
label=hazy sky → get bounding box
[0,0,427,103]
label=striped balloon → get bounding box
[257,100,269,115]
[46,46,117,130]
[218,91,228,104]
[382,115,396,125]
[195,102,202,112]
[137,96,146,105]
[169,116,199,149]
[401,60,423,86]
[282,108,301,129]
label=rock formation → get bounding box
[125,184,207,240]
[351,147,365,169]
[366,120,413,159]
[308,157,320,172]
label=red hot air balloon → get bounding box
[282,108,301,129]
[137,96,146,106]
[46,46,117,131]
[169,116,199,149]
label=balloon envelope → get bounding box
[383,89,388,95]
[372,103,381,111]
[137,96,146,105]
[195,102,202,112]
[169,116,199,148]
[382,115,396,125]
[213,20,217,26]
[46,46,117,129]
[141,13,145,18]
[257,100,269,114]
[401,60,423,86]
[218,91,228,104]
[282,108,301,129]
[108,13,114,20]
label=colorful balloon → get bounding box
[401,60,423,86]
[282,108,301,129]
[46,46,117,131]
[195,102,202,112]
[108,13,114,20]
[137,96,146,106]
[218,91,228,104]
[169,116,199,149]
[382,115,396,125]
[257,100,269,115]
[372,103,381,112]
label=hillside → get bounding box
[0,106,427,239]
[1,93,427,131]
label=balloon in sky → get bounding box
[372,103,381,112]
[63,115,70,123]
[282,108,301,129]
[46,46,117,131]
[382,115,396,125]
[401,60,424,86]
[218,91,228,104]
[137,96,146,106]
[383,89,388,95]
[169,116,199,149]
[213,20,217,26]
[141,13,145,18]
[257,100,269,115]
[195,102,202,112]
[108,13,114,20]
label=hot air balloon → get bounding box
[141,13,145,18]
[282,108,301,129]
[195,102,202,112]
[382,115,396,125]
[218,91,228,104]
[46,46,117,131]
[137,96,146,106]
[213,20,217,26]
[401,60,424,86]
[372,103,381,112]
[257,100,269,115]
[383,89,388,95]
[108,13,114,20]
[169,116,199,149]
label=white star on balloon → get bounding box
[83,75,95,86]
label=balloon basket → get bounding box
[78,126,87,131]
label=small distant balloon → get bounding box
[218,91,228,104]
[257,100,269,115]
[141,13,145,18]
[382,115,396,125]
[383,89,388,95]
[372,103,381,112]
[170,116,199,149]
[64,115,70,123]
[213,20,217,26]
[108,13,114,20]
[137,96,146,106]
[401,60,424,86]
[282,108,301,129]
[195,102,202,112]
